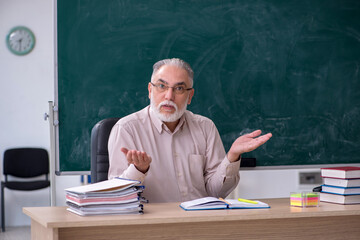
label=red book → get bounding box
[321,166,360,179]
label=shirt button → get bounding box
[178,172,182,177]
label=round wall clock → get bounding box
[6,26,36,56]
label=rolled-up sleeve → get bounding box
[203,121,240,198]
[108,122,146,183]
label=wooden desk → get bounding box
[23,198,360,240]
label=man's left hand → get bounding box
[227,130,272,162]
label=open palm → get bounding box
[227,130,272,162]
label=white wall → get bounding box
[0,0,320,227]
[0,0,80,227]
[229,168,320,200]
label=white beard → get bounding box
[150,93,188,123]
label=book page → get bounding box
[65,178,139,194]
[180,197,224,209]
[226,199,269,208]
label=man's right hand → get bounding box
[121,148,152,174]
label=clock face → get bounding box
[6,26,36,56]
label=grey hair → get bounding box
[151,58,194,87]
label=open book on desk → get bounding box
[180,197,270,211]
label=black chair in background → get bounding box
[91,118,120,183]
[1,148,50,232]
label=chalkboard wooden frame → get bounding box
[55,0,360,174]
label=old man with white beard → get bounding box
[108,58,272,203]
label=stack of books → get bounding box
[65,178,145,216]
[320,166,360,204]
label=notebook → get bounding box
[180,197,270,211]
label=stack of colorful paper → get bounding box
[290,192,319,207]
[65,178,145,216]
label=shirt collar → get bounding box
[148,106,163,133]
[172,114,186,133]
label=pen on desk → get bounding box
[238,198,258,204]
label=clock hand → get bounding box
[19,39,22,51]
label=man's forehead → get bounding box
[155,79,186,86]
[154,65,191,85]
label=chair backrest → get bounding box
[91,118,120,183]
[3,148,49,178]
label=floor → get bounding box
[0,226,30,240]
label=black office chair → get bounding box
[91,118,120,183]
[1,148,50,232]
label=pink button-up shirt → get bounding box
[108,106,240,203]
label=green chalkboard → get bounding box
[57,0,360,173]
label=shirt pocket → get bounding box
[188,154,206,193]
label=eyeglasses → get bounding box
[150,82,193,95]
